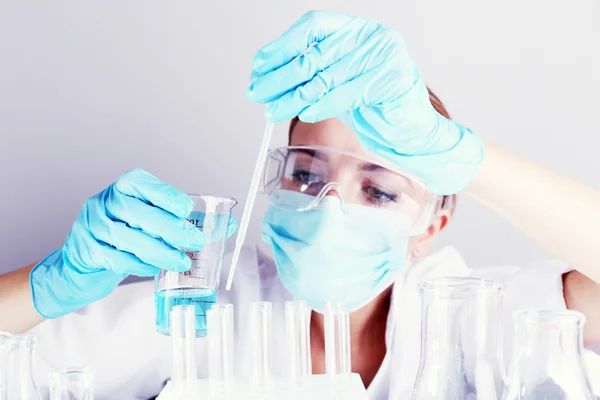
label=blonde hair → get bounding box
[287,87,457,213]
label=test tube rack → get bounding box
[157,301,368,400]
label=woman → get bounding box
[1,10,599,399]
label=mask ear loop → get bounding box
[299,182,347,214]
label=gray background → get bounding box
[0,0,599,353]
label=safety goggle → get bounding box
[261,146,443,235]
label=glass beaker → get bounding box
[412,277,506,400]
[4,334,42,400]
[48,367,94,400]
[503,310,596,400]
[155,194,236,337]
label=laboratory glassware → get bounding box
[0,332,15,400]
[207,303,235,395]
[285,300,312,390]
[325,301,351,390]
[155,194,236,337]
[48,367,94,400]
[155,305,200,400]
[412,277,506,400]
[4,334,42,400]
[227,121,274,290]
[170,305,198,395]
[250,301,273,393]
[503,309,596,399]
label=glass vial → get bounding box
[412,277,506,400]
[503,310,596,399]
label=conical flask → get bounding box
[4,334,42,400]
[503,310,596,399]
[412,277,506,400]
[0,332,15,400]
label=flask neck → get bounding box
[420,290,503,363]
[514,319,585,367]
[7,336,41,399]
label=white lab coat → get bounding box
[27,246,600,399]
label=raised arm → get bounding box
[468,140,600,284]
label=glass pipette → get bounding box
[226,120,274,290]
[227,43,316,291]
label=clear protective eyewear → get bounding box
[261,145,443,235]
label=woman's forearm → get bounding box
[0,263,45,333]
[467,140,600,284]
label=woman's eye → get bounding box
[363,186,398,205]
[292,170,323,185]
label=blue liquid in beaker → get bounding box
[155,288,217,337]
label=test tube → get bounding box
[250,301,273,392]
[324,301,351,386]
[207,304,235,394]
[285,300,312,389]
[170,305,197,393]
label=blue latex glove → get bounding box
[247,10,484,195]
[30,169,238,319]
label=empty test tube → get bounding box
[285,300,312,389]
[170,305,197,393]
[250,302,273,391]
[207,304,235,393]
[324,301,351,385]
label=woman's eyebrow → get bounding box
[291,148,329,161]
[361,162,418,188]
[360,162,386,172]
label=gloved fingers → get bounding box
[91,218,191,273]
[84,199,192,272]
[248,16,379,105]
[64,221,162,277]
[105,189,205,251]
[263,61,359,122]
[96,243,162,277]
[263,27,395,122]
[113,169,194,219]
[262,69,332,122]
[250,10,353,78]
[298,66,384,123]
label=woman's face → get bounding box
[290,118,452,257]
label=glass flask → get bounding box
[48,367,95,400]
[0,332,15,400]
[503,310,596,400]
[412,277,506,400]
[4,334,42,400]
[155,194,236,337]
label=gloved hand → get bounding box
[30,169,238,319]
[247,10,484,195]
